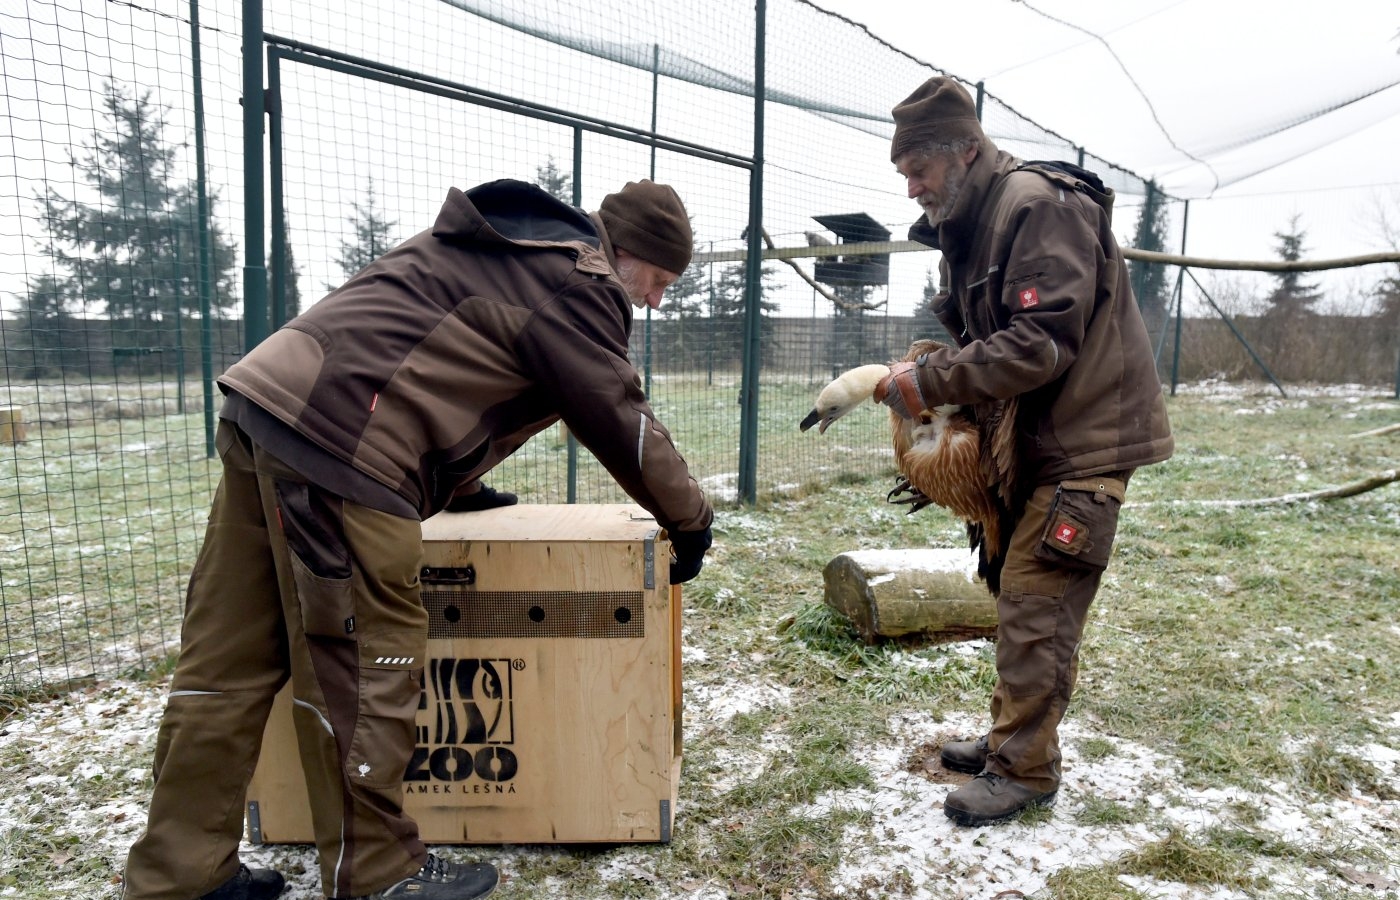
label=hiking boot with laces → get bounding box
[345,854,498,900]
[198,864,285,900]
[939,735,989,774]
[943,771,1057,826]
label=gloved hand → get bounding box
[668,526,713,585]
[874,360,926,419]
[445,484,518,512]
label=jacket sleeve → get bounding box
[514,280,712,534]
[917,195,1100,406]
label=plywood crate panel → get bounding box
[246,503,680,845]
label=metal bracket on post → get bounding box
[643,533,657,590]
[247,801,263,844]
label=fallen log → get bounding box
[823,548,995,643]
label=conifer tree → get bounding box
[1266,214,1323,317]
[534,155,574,203]
[27,82,238,361]
[330,178,398,284]
[1128,182,1172,327]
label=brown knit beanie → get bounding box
[890,76,986,162]
[598,180,693,273]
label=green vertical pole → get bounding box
[242,0,267,352]
[190,0,216,455]
[1170,199,1189,396]
[644,42,659,397]
[567,126,583,503]
[1393,331,1399,399]
[974,80,984,121]
[737,0,766,505]
[173,224,185,413]
[267,53,286,330]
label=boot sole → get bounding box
[943,789,1057,827]
[938,754,986,775]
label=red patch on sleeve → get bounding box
[1018,286,1040,309]
[1053,522,1078,544]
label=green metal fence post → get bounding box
[268,52,286,330]
[190,0,216,455]
[1171,199,1189,396]
[568,126,583,503]
[737,0,766,505]
[242,0,268,352]
[644,42,659,398]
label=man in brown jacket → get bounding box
[878,77,1174,826]
[124,179,713,900]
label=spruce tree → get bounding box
[1266,214,1323,317]
[910,267,953,347]
[330,178,398,284]
[712,261,779,366]
[1128,182,1172,328]
[534,155,574,204]
[28,81,238,366]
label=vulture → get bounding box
[800,339,1021,594]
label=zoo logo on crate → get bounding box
[405,657,521,795]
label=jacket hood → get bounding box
[432,180,608,268]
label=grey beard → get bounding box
[923,169,967,227]
[615,258,646,307]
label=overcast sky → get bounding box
[809,0,1400,280]
[3,0,1398,320]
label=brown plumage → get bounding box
[801,339,1022,594]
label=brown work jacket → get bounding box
[219,179,711,533]
[910,144,1174,487]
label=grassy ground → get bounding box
[1,382,1398,899]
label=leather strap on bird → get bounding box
[891,367,927,418]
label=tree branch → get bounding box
[1349,423,1400,439]
[756,228,886,314]
[1140,469,1400,508]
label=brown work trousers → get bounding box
[124,421,428,899]
[982,472,1131,794]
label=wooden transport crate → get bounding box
[245,503,681,845]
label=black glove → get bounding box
[668,526,713,585]
[445,484,518,513]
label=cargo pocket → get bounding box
[1032,476,1126,572]
[996,590,1061,698]
[276,480,358,639]
[346,631,425,789]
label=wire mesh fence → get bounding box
[2,0,1395,691]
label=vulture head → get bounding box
[799,364,890,433]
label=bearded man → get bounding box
[879,77,1174,827]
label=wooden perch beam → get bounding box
[695,240,1400,273]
